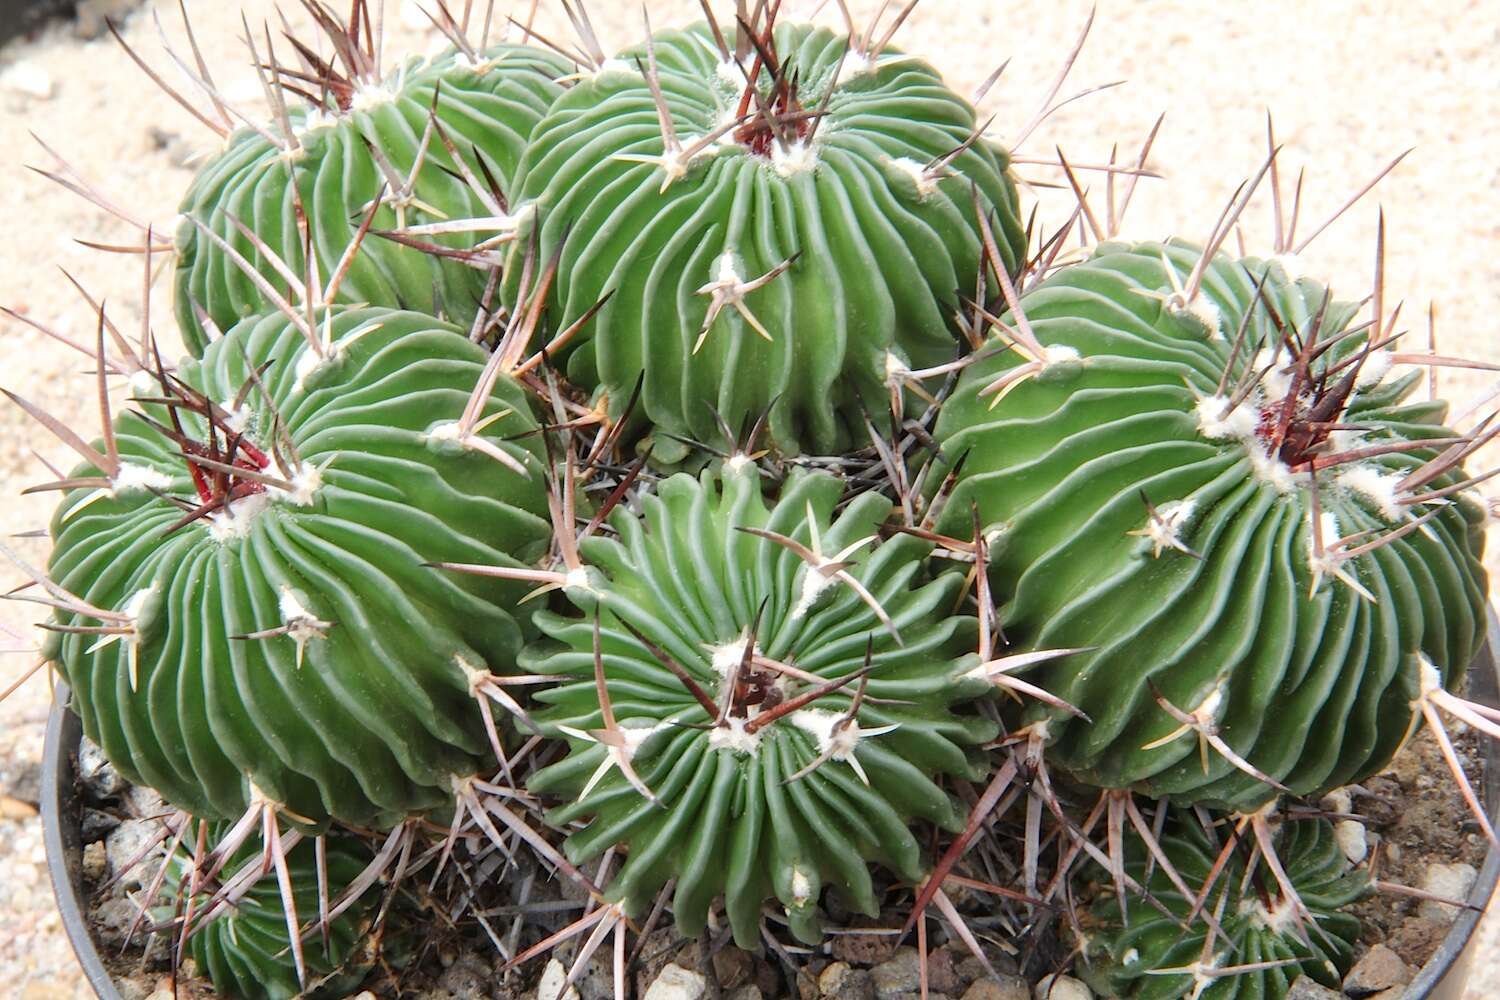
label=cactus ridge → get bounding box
[1079,816,1369,1000]
[502,20,1027,457]
[173,44,570,356]
[520,466,999,947]
[934,239,1489,808]
[46,306,550,826]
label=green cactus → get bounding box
[1078,815,1368,1000]
[162,827,385,1000]
[932,239,1489,809]
[173,43,570,356]
[501,19,1027,457]
[43,305,550,826]
[521,466,998,947]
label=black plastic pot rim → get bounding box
[43,612,1500,1000]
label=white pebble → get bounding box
[1034,974,1092,1000]
[1,60,54,100]
[1418,862,1479,922]
[1334,819,1368,865]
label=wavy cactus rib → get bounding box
[162,827,385,1000]
[502,20,1027,456]
[44,306,550,826]
[174,44,570,356]
[521,467,998,947]
[933,240,1488,809]
[1079,816,1368,999]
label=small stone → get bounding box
[1334,818,1368,865]
[144,991,174,1000]
[1417,862,1478,922]
[1385,914,1450,967]
[105,818,165,893]
[1,60,54,100]
[820,961,875,1000]
[92,896,140,946]
[872,947,921,999]
[1342,944,1413,996]
[1320,787,1353,815]
[1368,988,1408,1000]
[1032,974,1091,1000]
[435,955,492,999]
[74,0,145,39]
[1284,976,1343,1000]
[123,784,166,819]
[925,947,962,996]
[961,977,1030,1000]
[538,958,581,1000]
[714,946,754,989]
[796,970,819,1000]
[644,964,707,1000]
[78,737,125,798]
[82,840,107,881]
[81,807,121,842]
[831,928,900,965]
[726,986,763,1000]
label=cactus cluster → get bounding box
[6,3,1496,1000]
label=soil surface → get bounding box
[0,1,1496,997]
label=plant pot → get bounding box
[44,612,1500,1000]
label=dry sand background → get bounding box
[0,1,1494,995]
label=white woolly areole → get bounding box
[1041,343,1082,367]
[121,582,156,622]
[1194,395,1257,442]
[715,59,745,89]
[708,635,755,677]
[791,568,834,620]
[350,83,395,112]
[276,586,327,645]
[1306,510,1343,577]
[789,866,814,905]
[1254,347,1294,400]
[1242,893,1302,935]
[1340,465,1405,521]
[1169,294,1222,338]
[708,716,762,755]
[218,399,251,435]
[595,58,637,80]
[888,156,940,198]
[563,566,595,593]
[771,140,818,177]
[1268,252,1305,280]
[1415,654,1443,700]
[271,460,323,507]
[1121,948,1140,966]
[884,351,910,382]
[834,51,871,85]
[129,369,158,396]
[725,452,755,473]
[208,492,273,541]
[296,107,339,136]
[113,462,174,496]
[789,709,844,754]
[1357,349,1395,388]
[1249,445,1299,493]
[1139,499,1196,556]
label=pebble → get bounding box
[1342,944,1412,996]
[538,958,581,1000]
[1320,787,1353,815]
[1385,914,1451,967]
[78,736,124,798]
[871,947,921,999]
[0,61,53,100]
[726,986,763,1000]
[961,977,1030,1000]
[1334,818,1369,865]
[820,961,875,1000]
[1284,976,1343,1000]
[81,841,106,882]
[1418,862,1478,922]
[643,964,707,1000]
[104,818,164,893]
[1032,974,1091,1000]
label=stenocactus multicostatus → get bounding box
[519,465,998,947]
[174,29,570,356]
[1078,814,1368,1000]
[933,239,1489,809]
[37,305,550,826]
[501,15,1027,456]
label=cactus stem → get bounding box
[737,519,900,641]
[1127,490,1201,560]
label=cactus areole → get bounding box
[502,20,1027,457]
[935,240,1489,809]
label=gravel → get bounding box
[0,0,1495,997]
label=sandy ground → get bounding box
[0,1,1494,996]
